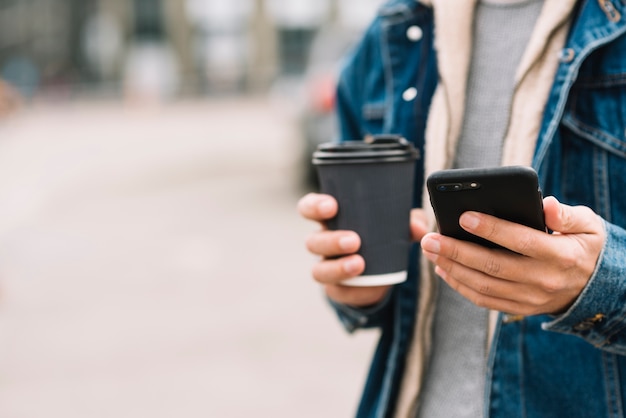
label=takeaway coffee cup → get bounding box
[312,135,418,286]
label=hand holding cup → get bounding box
[298,193,429,306]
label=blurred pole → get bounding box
[68,0,94,83]
[162,0,196,95]
[328,0,339,24]
[248,0,277,93]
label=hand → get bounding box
[298,193,428,307]
[420,196,606,316]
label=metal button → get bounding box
[573,321,595,331]
[502,314,525,324]
[402,87,418,101]
[573,313,605,332]
[558,48,575,63]
[406,25,423,42]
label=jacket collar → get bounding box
[534,0,626,169]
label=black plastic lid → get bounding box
[312,135,419,165]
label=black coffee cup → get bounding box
[312,135,418,286]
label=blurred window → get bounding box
[133,0,165,40]
[278,28,316,76]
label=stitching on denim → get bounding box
[376,290,402,418]
[535,23,626,167]
[596,307,626,348]
[577,73,626,88]
[380,20,395,134]
[484,315,502,418]
[562,115,626,158]
[592,145,611,222]
[602,317,626,347]
[602,352,624,418]
[602,353,613,417]
[610,353,624,418]
[376,19,399,416]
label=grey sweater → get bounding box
[416,1,544,417]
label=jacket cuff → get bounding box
[328,289,394,333]
[542,220,626,353]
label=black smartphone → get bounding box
[426,166,546,248]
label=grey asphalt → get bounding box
[0,97,378,418]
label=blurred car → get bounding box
[299,24,363,189]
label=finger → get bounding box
[297,193,338,221]
[421,232,536,283]
[435,266,532,315]
[425,249,546,306]
[458,211,552,258]
[410,208,429,242]
[543,196,603,235]
[306,230,361,257]
[311,254,365,284]
[423,246,513,292]
[325,284,390,307]
[422,232,510,279]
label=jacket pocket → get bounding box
[560,70,626,225]
[562,74,626,159]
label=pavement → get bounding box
[0,97,379,418]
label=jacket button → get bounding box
[406,25,423,42]
[573,321,594,331]
[558,48,575,63]
[402,87,418,101]
[573,313,605,331]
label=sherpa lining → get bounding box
[394,1,577,417]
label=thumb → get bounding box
[543,196,600,235]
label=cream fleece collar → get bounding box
[394,1,578,417]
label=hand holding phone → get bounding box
[427,166,546,248]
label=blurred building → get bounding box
[0,0,382,99]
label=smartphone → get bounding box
[426,166,546,248]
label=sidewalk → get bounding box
[0,97,378,418]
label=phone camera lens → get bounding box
[437,185,447,192]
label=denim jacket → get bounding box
[332,0,626,417]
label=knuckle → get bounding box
[311,262,326,283]
[312,260,341,283]
[482,257,501,277]
[305,234,318,253]
[304,235,316,254]
[449,245,460,261]
[541,277,565,294]
[478,283,493,296]
[484,220,498,240]
[559,251,579,270]
[515,232,536,254]
[297,193,316,216]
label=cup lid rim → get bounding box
[312,135,418,164]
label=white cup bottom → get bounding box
[341,271,407,287]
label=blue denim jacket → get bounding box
[332,1,626,417]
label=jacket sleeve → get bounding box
[542,220,626,355]
[328,290,394,333]
[326,18,397,333]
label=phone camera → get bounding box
[437,183,463,192]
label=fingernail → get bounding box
[344,258,362,274]
[421,235,441,254]
[339,235,359,251]
[318,200,335,216]
[460,212,480,230]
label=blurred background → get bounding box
[0,0,385,417]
